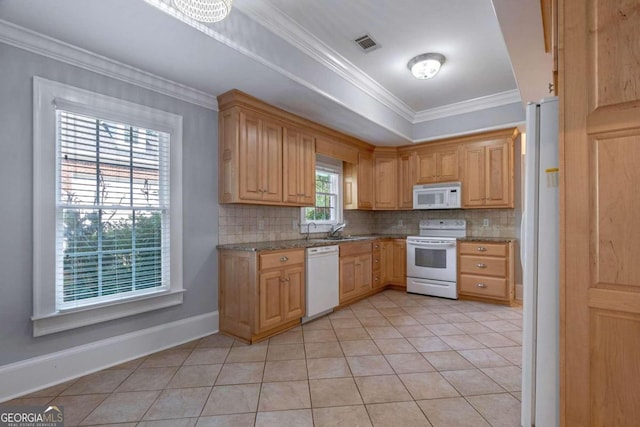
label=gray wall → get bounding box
[0,43,219,366]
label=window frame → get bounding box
[300,156,343,234]
[32,77,184,337]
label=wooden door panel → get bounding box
[416,150,437,183]
[590,310,640,426]
[262,122,283,202]
[392,240,406,284]
[282,128,300,203]
[238,112,263,201]
[339,257,357,302]
[485,142,510,206]
[356,254,373,294]
[438,149,459,181]
[561,0,640,424]
[283,266,304,321]
[398,153,416,209]
[462,146,485,206]
[300,133,316,205]
[358,152,374,209]
[258,270,283,332]
[595,134,640,287]
[374,155,397,209]
[595,1,640,107]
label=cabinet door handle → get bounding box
[476,263,487,268]
[477,247,487,252]
[280,256,289,262]
[477,283,487,288]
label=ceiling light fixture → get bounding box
[407,53,446,79]
[172,0,233,23]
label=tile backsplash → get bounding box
[218,205,516,244]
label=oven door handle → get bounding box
[408,242,456,249]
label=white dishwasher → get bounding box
[302,245,339,323]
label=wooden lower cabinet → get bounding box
[387,239,407,287]
[219,248,305,342]
[457,240,515,305]
[339,239,406,305]
[339,242,373,304]
[372,241,383,289]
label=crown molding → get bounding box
[233,1,522,125]
[413,89,522,123]
[0,19,218,110]
[233,0,416,122]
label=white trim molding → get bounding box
[413,90,522,123]
[232,0,416,122]
[0,19,218,110]
[232,1,522,125]
[33,77,184,336]
[0,311,219,403]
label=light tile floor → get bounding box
[6,290,523,426]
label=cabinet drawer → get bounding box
[459,242,507,257]
[459,255,506,277]
[340,242,372,257]
[260,249,304,270]
[459,274,507,299]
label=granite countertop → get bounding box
[458,236,518,243]
[217,234,408,252]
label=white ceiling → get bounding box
[0,0,552,145]
[236,0,518,112]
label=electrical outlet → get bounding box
[398,219,403,226]
[258,219,264,230]
[292,220,298,230]
[483,218,490,227]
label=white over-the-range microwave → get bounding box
[413,182,462,209]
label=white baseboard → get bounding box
[515,283,523,300]
[0,311,218,402]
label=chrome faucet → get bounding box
[305,222,317,240]
[328,222,346,238]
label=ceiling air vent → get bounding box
[354,34,380,53]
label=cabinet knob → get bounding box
[477,247,487,252]
[375,259,379,263]
[476,263,487,268]
[477,283,487,288]
[280,256,289,262]
[375,277,379,282]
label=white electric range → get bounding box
[406,219,467,299]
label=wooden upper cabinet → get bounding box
[373,151,398,210]
[344,150,374,210]
[416,145,459,183]
[461,137,514,209]
[358,151,374,209]
[283,127,315,206]
[218,90,339,207]
[398,152,417,209]
[238,111,283,203]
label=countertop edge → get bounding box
[217,235,517,252]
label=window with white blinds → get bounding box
[57,110,170,309]
[33,77,183,336]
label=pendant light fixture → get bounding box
[407,53,446,79]
[172,0,233,23]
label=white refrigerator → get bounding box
[521,97,559,427]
